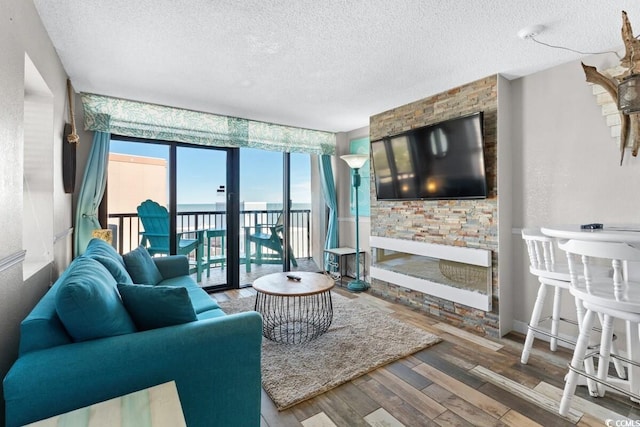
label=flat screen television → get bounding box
[371,112,487,201]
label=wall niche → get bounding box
[368,74,513,338]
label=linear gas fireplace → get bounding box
[370,236,492,311]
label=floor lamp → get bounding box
[341,154,370,292]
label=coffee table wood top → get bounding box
[253,272,334,296]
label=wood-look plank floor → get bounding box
[211,287,640,427]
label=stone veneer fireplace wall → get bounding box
[368,74,503,337]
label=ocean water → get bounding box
[176,202,311,232]
[178,202,311,212]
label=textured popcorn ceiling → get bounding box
[33,1,640,132]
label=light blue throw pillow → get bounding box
[84,238,133,284]
[122,246,163,285]
[117,284,197,331]
[55,257,137,342]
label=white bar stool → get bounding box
[521,228,626,383]
[558,239,640,416]
[521,228,578,363]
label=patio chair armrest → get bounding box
[176,230,204,244]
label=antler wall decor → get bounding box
[583,11,640,165]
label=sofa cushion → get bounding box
[55,258,136,342]
[117,284,197,330]
[185,287,222,314]
[158,276,220,313]
[123,246,163,285]
[196,308,227,320]
[84,238,133,284]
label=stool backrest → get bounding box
[522,228,561,275]
[558,239,640,301]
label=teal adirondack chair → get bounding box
[246,214,297,271]
[137,199,203,281]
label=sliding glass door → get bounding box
[176,146,229,289]
[106,137,240,290]
[106,137,311,289]
[289,152,312,262]
[107,139,171,255]
[239,148,284,284]
[239,148,311,283]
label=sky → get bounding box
[109,140,311,206]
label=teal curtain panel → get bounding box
[319,155,338,270]
[74,131,110,256]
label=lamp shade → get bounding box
[618,74,640,114]
[340,154,369,169]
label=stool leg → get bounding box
[609,343,628,380]
[521,281,547,364]
[560,309,596,416]
[598,313,628,380]
[595,314,615,397]
[550,285,562,352]
[572,296,599,395]
[628,321,640,402]
[574,295,585,326]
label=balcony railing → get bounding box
[107,209,311,262]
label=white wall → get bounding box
[497,75,514,334]
[22,93,54,279]
[0,0,71,421]
[511,52,640,335]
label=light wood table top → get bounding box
[26,381,186,427]
[252,272,334,296]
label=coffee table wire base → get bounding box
[255,290,333,344]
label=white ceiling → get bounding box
[33,1,640,133]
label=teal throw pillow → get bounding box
[117,284,197,331]
[84,238,133,284]
[123,246,163,285]
[56,257,137,342]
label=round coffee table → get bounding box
[253,272,334,344]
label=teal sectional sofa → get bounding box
[3,239,262,427]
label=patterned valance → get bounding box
[81,93,336,155]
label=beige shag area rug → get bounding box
[217,292,441,410]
